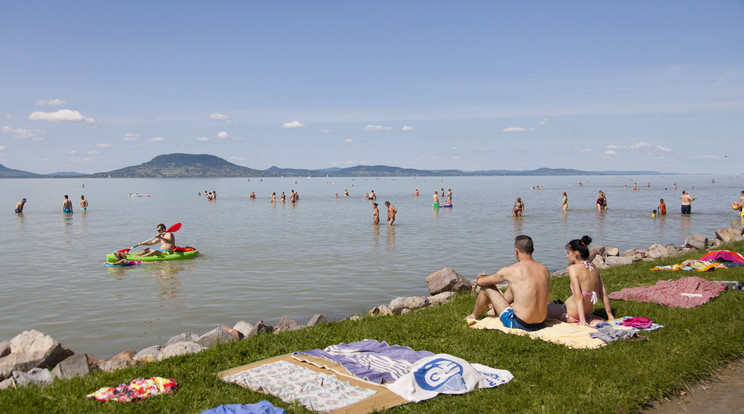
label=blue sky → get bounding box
[1,1,742,174]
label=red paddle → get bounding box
[118,223,182,253]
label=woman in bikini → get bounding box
[547,235,614,325]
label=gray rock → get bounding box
[367,305,393,317]
[197,327,238,348]
[710,238,722,247]
[11,368,53,387]
[51,354,90,380]
[247,321,273,338]
[350,315,362,321]
[716,228,737,244]
[233,321,255,338]
[621,248,647,261]
[99,359,134,373]
[666,243,681,253]
[0,341,10,358]
[388,296,428,314]
[589,245,605,260]
[551,268,568,277]
[400,308,411,315]
[426,268,471,295]
[307,314,327,327]
[273,316,303,333]
[0,378,13,390]
[605,247,620,256]
[731,218,744,233]
[157,341,205,361]
[134,346,162,364]
[166,332,199,346]
[646,249,664,259]
[685,234,708,250]
[0,330,74,381]
[428,291,457,306]
[605,256,634,267]
[592,255,608,269]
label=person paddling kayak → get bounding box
[133,223,175,257]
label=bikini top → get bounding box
[571,261,598,304]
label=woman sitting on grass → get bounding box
[547,236,614,325]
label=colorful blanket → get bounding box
[86,377,177,402]
[200,401,286,414]
[651,260,727,272]
[609,277,727,308]
[468,317,610,349]
[222,360,377,412]
[700,250,744,265]
[294,339,434,384]
[386,354,513,402]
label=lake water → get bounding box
[1,175,741,357]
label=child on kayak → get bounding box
[107,251,142,266]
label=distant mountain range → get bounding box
[1,153,669,178]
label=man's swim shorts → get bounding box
[499,307,545,331]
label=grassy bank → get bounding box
[3,241,744,413]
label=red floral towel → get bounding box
[86,377,177,402]
[608,277,727,308]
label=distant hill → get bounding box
[2,153,673,178]
[88,153,263,178]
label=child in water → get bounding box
[652,209,657,218]
[107,251,142,266]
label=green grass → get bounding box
[3,241,744,413]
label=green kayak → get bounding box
[106,249,199,263]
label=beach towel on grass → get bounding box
[608,277,727,308]
[294,339,435,384]
[468,317,610,349]
[386,354,513,402]
[651,260,727,272]
[200,401,286,414]
[700,250,744,265]
[221,360,377,412]
[86,377,177,402]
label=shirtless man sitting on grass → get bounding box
[466,235,551,331]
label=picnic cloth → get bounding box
[200,401,286,414]
[86,377,177,402]
[294,339,434,384]
[608,277,727,308]
[469,317,610,349]
[221,360,377,412]
[651,260,727,272]
[700,250,744,265]
[386,354,513,402]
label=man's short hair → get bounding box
[514,235,534,254]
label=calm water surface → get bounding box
[1,175,742,356]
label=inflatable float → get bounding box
[106,248,198,263]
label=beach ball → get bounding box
[733,202,742,210]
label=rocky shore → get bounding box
[2,217,742,391]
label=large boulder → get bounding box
[426,268,471,295]
[0,330,74,381]
[551,268,568,278]
[307,314,327,327]
[605,256,634,267]
[99,350,135,372]
[0,341,10,358]
[233,321,255,338]
[166,333,199,346]
[388,296,428,314]
[51,354,90,380]
[367,305,393,317]
[716,228,737,244]
[134,346,162,364]
[647,244,669,260]
[589,245,605,261]
[621,248,646,262]
[157,341,205,361]
[592,255,608,269]
[11,368,53,388]
[605,247,620,256]
[197,327,238,348]
[273,316,302,333]
[246,321,273,338]
[427,291,457,307]
[685,234,708,250]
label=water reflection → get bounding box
[105,264,186,304]
[512,216,523,235]
[386,225,396,251]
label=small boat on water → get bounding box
[106,248,199,263]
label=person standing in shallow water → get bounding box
[680,190,696,214]
[80,195,88,211]
[561,192,568,212]
[385,201,397,226]
[62,195,73,214]
[372,203,379,225]
[15,198,26,213]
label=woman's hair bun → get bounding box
[581,235,592,246]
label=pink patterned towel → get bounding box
[608,277,727,308]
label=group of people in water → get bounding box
[466,234,613,330]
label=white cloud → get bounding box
[607,144,624,149]
[320,128,332,134]
[35,98,67,106]
[344,138,353,143]
[196,137,210,142]
[451,147,457,150]
[217,131,230,139]
[365,124,392,131]
[539,118,549,126]
[209,112,231,121]
[604,150,618,156]
[282,120,304,128]
[28,109,94,123]
[656,145,672,152]
[81,157,92,161]
[502,127,535,133]
[68,150,76,154]
[0,145,5,151]
[149,136,165,142]
[87,150,99,154]
[574,147,592,153]
[2,126,45,139]
[122,133,139,141]
[630,142,652,149]
[402,125,415,131]
[452,156,461,160]
[96,143,112,148]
